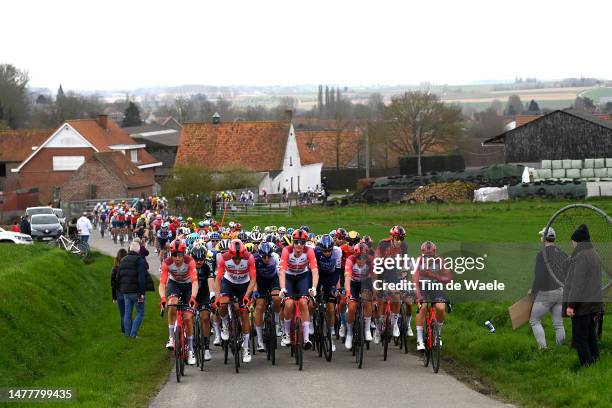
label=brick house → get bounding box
[176,114,327,194]
[10,115,161,203]
[60,152,155,202]
[0,129,53,192]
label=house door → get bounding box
[290,177,293,193]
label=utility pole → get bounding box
[365,122,370,178]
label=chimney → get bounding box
[212,112,220,125]
[285,109,293,123]
[98,114,109,129]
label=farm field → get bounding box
[579,87,612,103]
[221,198,611,408]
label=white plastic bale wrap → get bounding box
[541,160,552,169]
[473,186,509,202]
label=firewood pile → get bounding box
[402,181,478,203]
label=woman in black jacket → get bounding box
[118,242,147,338]
[111,248,128,334]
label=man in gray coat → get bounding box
[563,224,603,367]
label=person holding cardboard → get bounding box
[529,226,568,349]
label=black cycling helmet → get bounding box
[319,234,334,251]
[191,246,207,260]
[258,242,274,257]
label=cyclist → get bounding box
[279,229,319,349]
[344,242,375,349]
[314,234,342,351]
[374,225,411,342]
[191,245,215,361]
[253,242,282,351]
[157,222,173,262]
[214,239,257,363]
[413,241,452,351]
[159,240,199,365]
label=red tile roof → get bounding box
[90,152,154,188]
[296,129,360,168]
[0,129,53,162]
[514,115,542,127]
[176,121,291,172]
[66,119,158,165]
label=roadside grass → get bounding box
[0,244,170,408]
[226,198,612,408]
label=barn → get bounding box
[483,109,612,165]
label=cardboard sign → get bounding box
[508,294,535,330]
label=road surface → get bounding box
[89,233,512,408]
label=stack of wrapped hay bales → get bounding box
[404,181,478,203]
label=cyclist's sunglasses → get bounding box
[322,248,332,254]
[261,254,271,259]
[194,257,205,262]
[294,240,306,245]
[393,236,405,241]
[171,252,184,257]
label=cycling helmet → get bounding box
[420,241,437,256]
[362,235,374,247]
[237,231,249,242]
[292,229,309,242]
[169,239,187,253]
[201,233,210,242]
[187,217,193,223]
[198,221,205,228]
[354,242,369,257]
[286,227,295,235]
[308,232,316,240]
[300,225,310,233]
[347,230,361,245]
[278,226,287,235]
[185,232,200,248]
[265,233,280,244]
[390,225,406,239]
[245,242,256,253]
[335,228,347,240]
[258,242,274,257]
[319,234,334,251]
[178,216,183,221]
[228,239,246,257]
[252,225,261,232]
[203,220,210,227]
[250,231,263,243]
[234,223,242,231]
[217,239,230,252]
[191,246,207,260]
[205,211,212,218]
[268,242,278,253]
[221,231,231,239]
[209,231,220,241]
[281,235,293,247]
[264,226,271,233]
[228,221,235,229]
[329,229,336,238]
[162,222,170,228]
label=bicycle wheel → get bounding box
[296,317,303,371]
[269,308,277,365]
[174,326,182,382]
[194,316,201,368]
[431,321,441,373]
[322,311,332,362]
[250,313,257,355]
[399,304,408,354]
[232,314,241,373]
[314,309,323,357]
[383,314,390,361]
[423,321,431,367]
[355,306,364,368]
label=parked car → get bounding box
[25,206,55,217]
[30,214,63,241]
[52,208,66,229]
[0,227,33,245]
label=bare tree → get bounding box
[384,91,463,175]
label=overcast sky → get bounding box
[2,0,609,91]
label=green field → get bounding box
[580,87,612,104]
[226,199,612,408]
[0,244,170,407]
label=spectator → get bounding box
[529,226,567,349]
[111,248,128,334]
[77,212,93,253]
[19,216,31,236]
[67,217,78,239]
[10,220,20,233]
[118,241,147,338]
[563,224,603,367]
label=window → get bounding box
[131,150,138,163]
[0,162,6,177]
[52,156,85,171]
[289,156,292,166]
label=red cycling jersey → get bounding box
[160,255,197,285]
[345,254,374,282]
[280,245,317,275]
[216,252,256,284]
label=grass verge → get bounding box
[0,243,170,407]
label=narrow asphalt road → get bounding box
[89,233,513,408]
